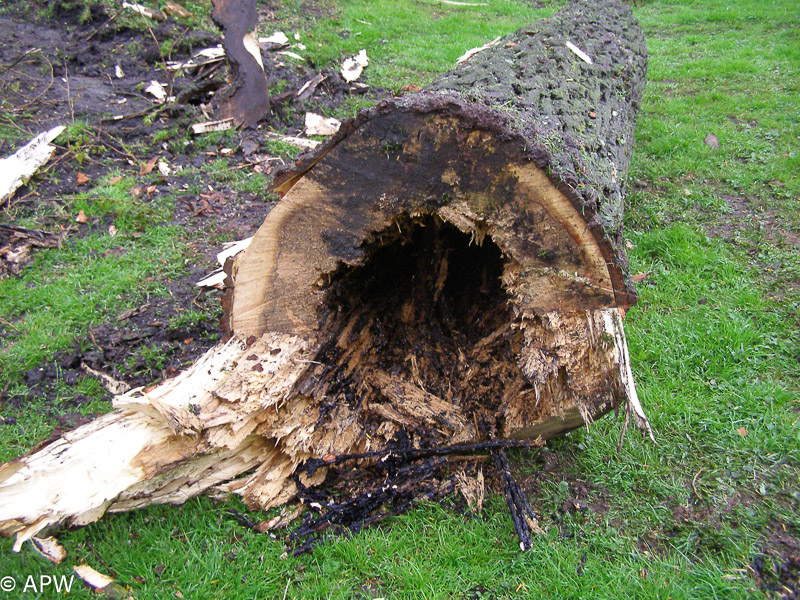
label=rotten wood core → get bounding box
[0,0,652,555]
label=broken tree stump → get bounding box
[0,0,652,554]
[211,0,269,128]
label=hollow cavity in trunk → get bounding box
[301,214,530,447]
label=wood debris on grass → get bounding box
[191,118,234,135]
[166,46,225,71]
[304,112,341,136]
[31,536,66,564]
[121,1,166,21]
[0,126,65,204]
[0,225,65,278]
[144,80,168,103]
[72,565,131,598]
[81,362,131,395]
[341,49,369,82]
[297,73,327,99]
[263,131,320,149]
[259,31,290,49]
[163,0,193,19]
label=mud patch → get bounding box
[18,278,222,407]
[754,524,800,599]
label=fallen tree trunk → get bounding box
[0,0,652,554]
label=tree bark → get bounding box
[0,0,652,554]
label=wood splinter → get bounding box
[0,0,653,556]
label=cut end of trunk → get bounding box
[226,96,640,443]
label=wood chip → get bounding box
[72,565,115,590]
[566,40,593,64]
[122,1,166,21]
[32,536,66,564]
[304,112,341,136]
[163,0,194,18]
[259,31,289,48]
[81,362,130,395]
[0,126,65,204]
[145,80,168,102]
[191,118,235,135]
[264,132,320,150]
[167,46,225,71]
[456,37,501,65]
[278,50,304,61]
[341,49,368,82]
[296,73,327,99]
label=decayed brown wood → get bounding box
[0,0,652,555]
[211,0,269,128]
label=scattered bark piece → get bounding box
[263,132,320,150]
[259,31,289,50]
[0,225,64,278]
[455,468,485,513]
[167,47,225,71]
[297,74,327,99]
[144,81,168,103]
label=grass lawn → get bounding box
[0,0,798,597]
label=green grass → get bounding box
[273,0,559,90]
[1,0,799,597]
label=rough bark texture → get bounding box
[0,0,651,554]
[429,0,647,269]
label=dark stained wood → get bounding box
[211,0,269,128]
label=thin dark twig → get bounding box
[303,438,543,478]
[492,446,532,551]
